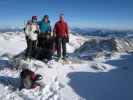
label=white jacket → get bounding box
[25,23,39,41]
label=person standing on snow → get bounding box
[25,16,40,59]
[38,15,52,48]
[37,15,53,62]
[53,14,69,61]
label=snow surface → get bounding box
[0,32,132,100]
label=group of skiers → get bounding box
[24,14,69,63]
[20,14,69,89]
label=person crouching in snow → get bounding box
[25,16,40,60]
[20,68,43,89]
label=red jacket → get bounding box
[54,21,69,38]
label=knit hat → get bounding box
[32,16,37,20]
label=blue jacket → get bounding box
[38,20,51,33]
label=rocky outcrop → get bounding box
[74,37,133,60]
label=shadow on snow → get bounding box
[67,54,133,100]
[0,59,14,70]
[0,76,20,90]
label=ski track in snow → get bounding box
[0,32,132,100]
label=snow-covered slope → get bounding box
[0,32,132,100]
[0,32,26,56]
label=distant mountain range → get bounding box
[0,27,133,37]
[0,27,22,33]
[71,27,133,37]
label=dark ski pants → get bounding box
[26,39,37,58]
[37,33,46,48]
[37,36,44,48]
[25,36,30,56]
[43,48,53,60]
[56,37,67,58]
[36,48,53,61]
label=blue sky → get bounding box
[0,0,132,30]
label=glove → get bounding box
[34,30,39,34]
[35,74,43,81]
[64,35,69,43]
